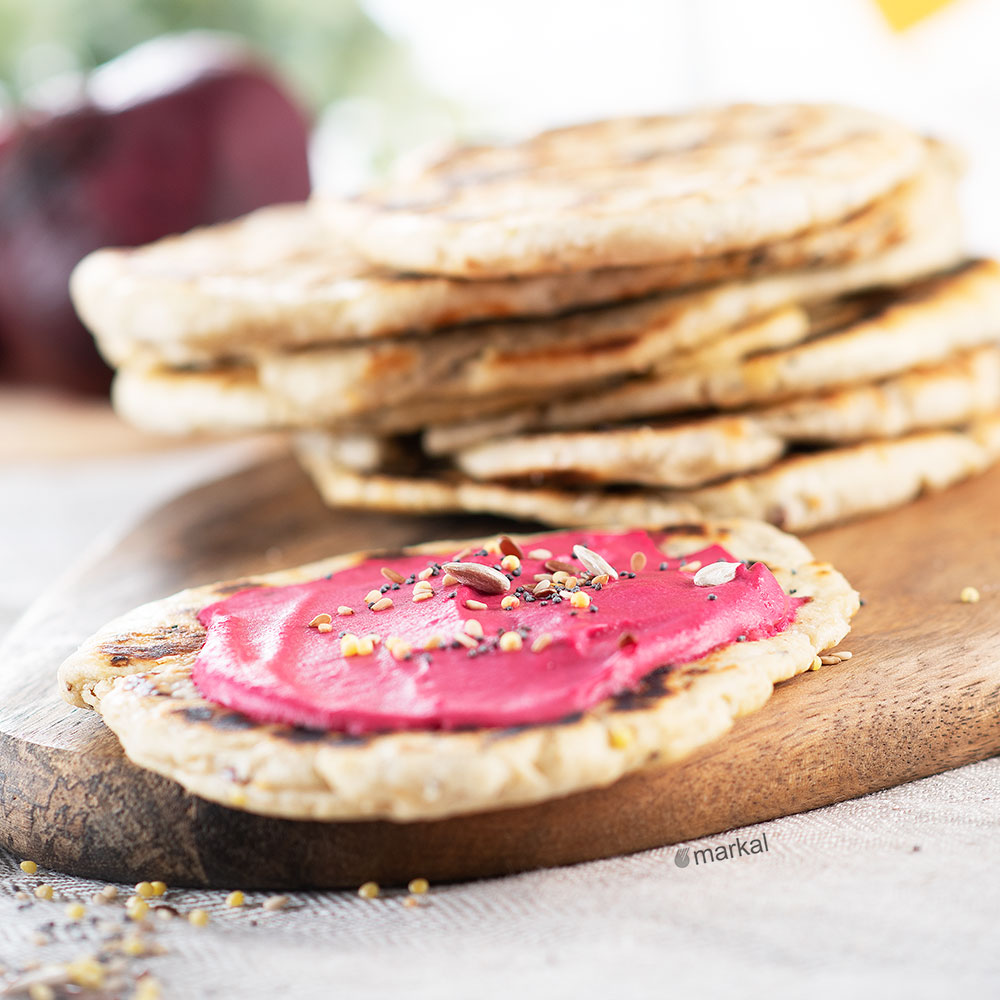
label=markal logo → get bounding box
[674,832,769,868]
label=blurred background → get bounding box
[1,0,998,395]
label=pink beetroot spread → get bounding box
[192,529,803,734]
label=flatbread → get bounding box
[433,346,1000,462]
[297,415,1000,533]
[454,415,786,488]
[622,260,1000,413]
[58,521,858,821]
[424,261,1000,448]
[326,104,927,276]
[109,223,964,435]
[72,156,932,369]
[110,364,559,436]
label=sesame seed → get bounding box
[371,597,394,612]
[386,637,412,660]
[961,586,981,603]
[418,567,435,581]
[630,552,647,573]
[837,651,853,660]
[364,589,382,605]
[608,726,632,749]
[412,591,434,603]
[337,606,354,616]
[308,613,332,628]
[453,632,478,650]
[358,881,380,899]
[381,567,405,584]
[442,573,459,586]
[463,619,484,638]
[465,599,488,611]
[499,631,523,652]
[530,634,553,653]
[65,957,104,990]
[424,635,443,650]
[316,623,333,633]
[527,548,552,560]
[681,560,701,572]
[263,895,290,911]
[122,935,146,956]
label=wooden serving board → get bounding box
[1,455,999,889]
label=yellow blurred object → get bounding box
[873,0,958,32]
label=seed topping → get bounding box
[573,544,619,580]
[499,631,523,652]
[693,562,741,587]
[442,561,511,594]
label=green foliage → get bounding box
[0,0,413,109]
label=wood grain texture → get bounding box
[1,455,998,888]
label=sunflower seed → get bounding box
[692,562,741,587]
[573,544,619,580]
[441,561,511,594]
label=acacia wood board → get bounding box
[1,455,998,889]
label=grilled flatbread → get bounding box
[73,159,932,370]
[424,262,1000,450]
[108,224,963,435]
[59,522,857,821]
[298,414,1000,533]
[327,104,927,276]
[433,347,1000,466]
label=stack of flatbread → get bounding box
[73,104,1000,532]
